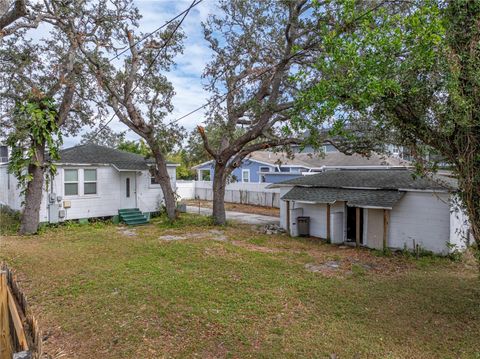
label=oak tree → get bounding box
[199,0,317,224]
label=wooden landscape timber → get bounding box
[0,264,42,359]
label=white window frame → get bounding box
[259,167,270,183]
[242,169,250,183]
[150,173,160,187]
[83,169,97,195]
[64,168,79,197]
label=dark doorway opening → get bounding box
[346,206,363,244]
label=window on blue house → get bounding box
[242,169,250,183]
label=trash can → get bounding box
[297,216,310,237]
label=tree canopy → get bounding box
[295,0,479,245]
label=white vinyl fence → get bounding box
[176,181,281,208]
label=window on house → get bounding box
[84,169,97,195]
[64,169,78,196]
[151,176,159,185]
[259,166,270,173]
[242,169,250,183]
[126,178,130,198]
[280,167,290,172]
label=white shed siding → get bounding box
[299,203,327,238]
[388,191,450,253]
[279,187,290,229]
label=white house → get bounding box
[270,169,471,255]
[0,144,178,224]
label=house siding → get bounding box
[388,191,451,254]
[2,164,176,222]
[197,160,277,183]
[0,165,22,212]
[46,165,126,220]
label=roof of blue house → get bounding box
[193,150,410,170]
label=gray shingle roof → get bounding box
[193,150,410,169]
[57,144,170,170]
[246,150,409,167]
[282,187,405,209]
[275,169,455,191]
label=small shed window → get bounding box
[84,169,97,195]
[64,169,78,196]
[242,169,250,183]
[126,178,130,198]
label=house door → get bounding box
[346,206,363,244]
[120,172,137,209]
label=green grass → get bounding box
[0,206,20,235]
[1,213,479,358]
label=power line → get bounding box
[165,47,312,127]
[88,0,201,142]
[94,0,385,140]
[164,2,391,127]
[109,0,204,63]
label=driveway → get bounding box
[186,206,280,225]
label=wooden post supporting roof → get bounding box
[326,203,331,241]
[355,207,361,248]
[383,209,390,252]
[286,201,290,236]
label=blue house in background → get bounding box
[192,150,409,184]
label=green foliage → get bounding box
[117,139,152,157]
[0,206,21,235]
[6,96,62,194]
[166,149,195,180]
[296,0,480,245]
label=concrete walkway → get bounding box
[186,206,279,225]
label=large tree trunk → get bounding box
[19,143,45,235]
[212,162,228,225]
[151,148,177,221]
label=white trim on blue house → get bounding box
[242,169,250,183]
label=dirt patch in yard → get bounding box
[186,199,279,217]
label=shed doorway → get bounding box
[346,206,364,244]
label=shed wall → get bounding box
[388,192,450,253]
[366,209,384,250]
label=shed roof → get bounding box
[57,144,176,171]
[273,169,455,191]
[282,187,405,209]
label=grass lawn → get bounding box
[0,214,479,358]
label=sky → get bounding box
[63,0,217,147]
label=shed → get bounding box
[270,169,470,254]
